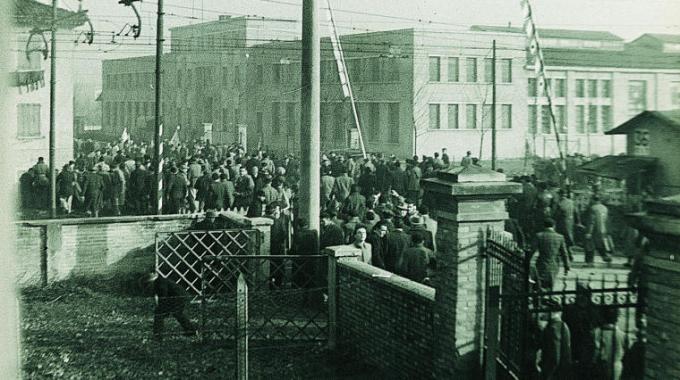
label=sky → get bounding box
[51,0,680,79]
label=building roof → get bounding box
[576,155,658,180]
[470,25,623,41]
[13,0,89,29]
[637,33,680,44]
[536,46,680,69]
[605,110,680,135]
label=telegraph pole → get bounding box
[153,0,164,214]
[300,0,321,233]
[491,39,497,171]
[49,0,57,218]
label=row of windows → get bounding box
[17,104,41,138]
[428,103,513,130]
[104,72,154,90]
[528,104,613,134]
[528,78,612,98]
[429,56,512,83]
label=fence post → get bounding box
[326,245,361,351]
[236,273,248,380]
[483,286,500,380]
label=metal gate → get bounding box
[483,231,531,380]
[155,229,261,298]
[483,230,645,380]
[200,254,328,342]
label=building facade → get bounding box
[10,0,88,178]
[101,17,680,160]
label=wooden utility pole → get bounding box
[49,0,57,218]
[153,0,164,214]
[300,0,320,233]
[491,40,497,171]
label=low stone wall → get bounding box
[335,258,435,379]
[14,212,272,287]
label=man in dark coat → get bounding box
[534,218,570,291]
[57,163,77,214]
[234,167,255,211]
[144,272,197,340]
[554,190,580,261]
[332,168,353,202]
[390,161,407,197]
[408,215,434,251]
[268,202,288,288]
[399,232,435,284]
[219,173,235,210]
[205,173,226,211]
[129,162,147,215]
[166,166,188,214]
[366,221,388,269]
[343,184,367,220]
[538,300,573,380]
[291,218,319,289]
[82,166,104,217]
[247,190,267,218]
[384,218,410,273]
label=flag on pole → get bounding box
[170,126,180,146]
[121,127,130,143]
[325,0,351,98]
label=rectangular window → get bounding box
[429,57,441,82]
[628,80,647,117]
[369,103,381,141]
[465,104,477,129]
[575,79,585,98]
[256,112,263,136]
[541,105,552,134]
[671,82,680,109]
[501,59,512,83]
[447,57,459,82]
[501,104,512,129]
[601,105,612,131]
[484,58,493,83]
[588,79,598,98]
[528,105,538,134]
[483,104,493,130]
[256,65,264,85]
[286,103,296,134]
[554,79,565,97]
[601,80,612,98]
[234,66,241,85]
[588,105,598,133]
[388,103,399,143]
[271,102,280,134]
[334,102,346,142]
[386,59,400,82]
[273,64,281,84]
[555,105,566,133]
[429,104,441,129]
[466,58,477,82]
[528,78,537,97]
[447,104,459,129]
[370,58,381,82]
[17,103,41,138]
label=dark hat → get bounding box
[409,215,424,226]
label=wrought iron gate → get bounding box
[483,230,645,380]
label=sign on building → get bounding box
[632,128,650,156]
[203,123,213,143]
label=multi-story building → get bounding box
[102,16,680,160]
[100,15,298,144]
[10,0,88,177]
[472,25,680,158]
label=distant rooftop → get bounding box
[537,46,680,69]
[169,15,297,31]
[637,33,680,44]
[606,110,680,135]
[470,25,623,41]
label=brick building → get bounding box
[9,0,89,178]
[101,16,680,160]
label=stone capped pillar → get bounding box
[628,195,680,379]
[422,166,521,379]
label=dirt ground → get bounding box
[20,279,381,379]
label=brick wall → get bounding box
[14,212,272,287]
[336,259,435,379]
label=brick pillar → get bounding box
[628,195,680,379]
[423,166,521,379]
[325,245,361,351]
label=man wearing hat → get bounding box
[537,298,573,379]
[166,166,188,214]
[408,215,434,251]
[143,271,197,340]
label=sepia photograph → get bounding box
[3,0,680,378]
